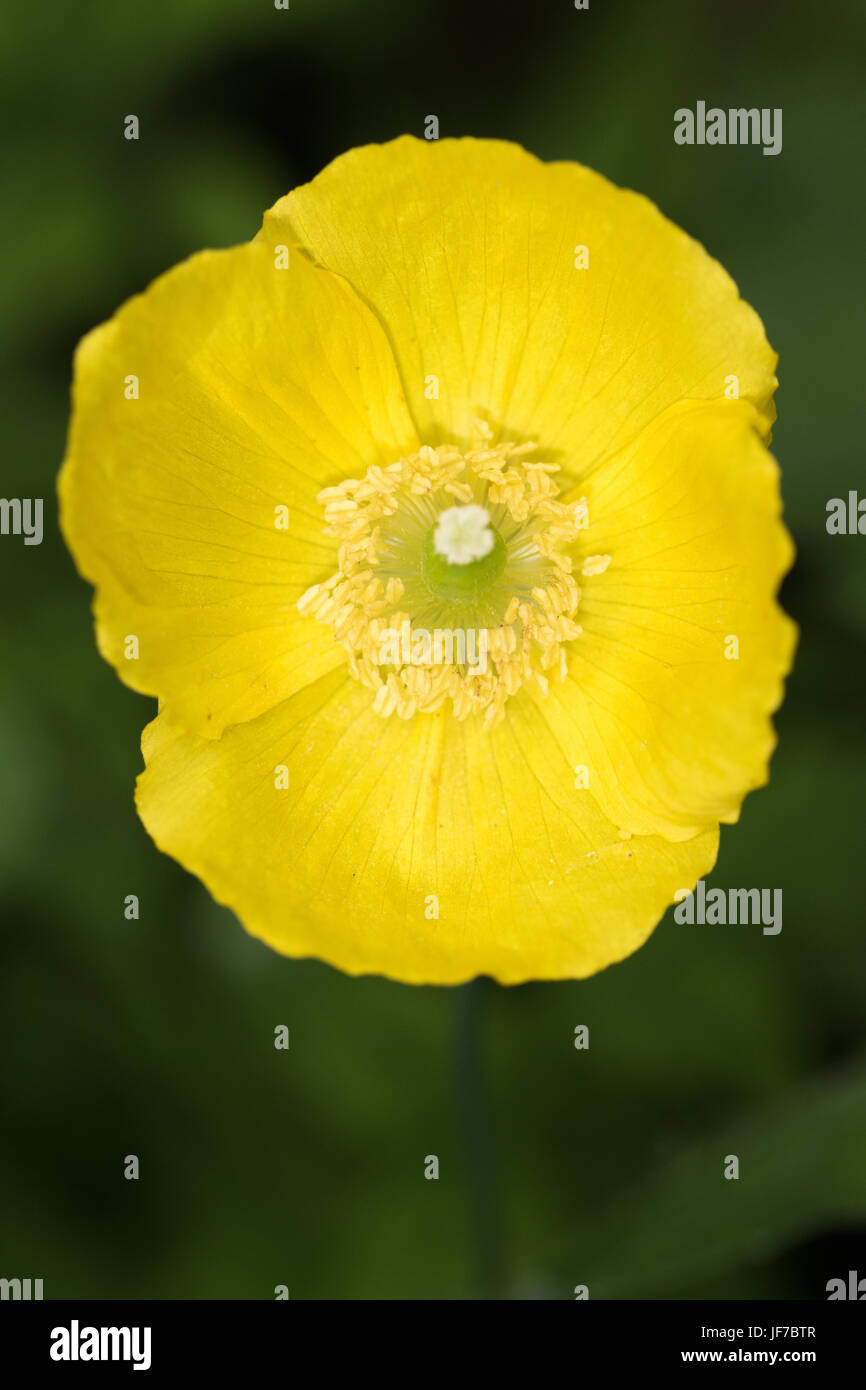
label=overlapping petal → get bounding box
[261,136,777,472]
[59,241,419,736]
[542,397,796,839]
[137,683,718,985]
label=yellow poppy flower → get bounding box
[59,136,795,985]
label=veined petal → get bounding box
[136,680,718,986]
[541,398,796,840]
[59,241,419,736]
[261,136,777,471]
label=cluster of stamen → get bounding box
[297,425,592,727]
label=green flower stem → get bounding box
[455,979,507,1299]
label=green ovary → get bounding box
[420,524,507,604]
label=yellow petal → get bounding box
[136,679,718,986]
[539,398,796,840]
[59,241,419,736]
[261,136,777,470]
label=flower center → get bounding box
[297,422,591,728]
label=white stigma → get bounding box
[432,504,495,565]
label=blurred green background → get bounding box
[1,0,865,1300]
